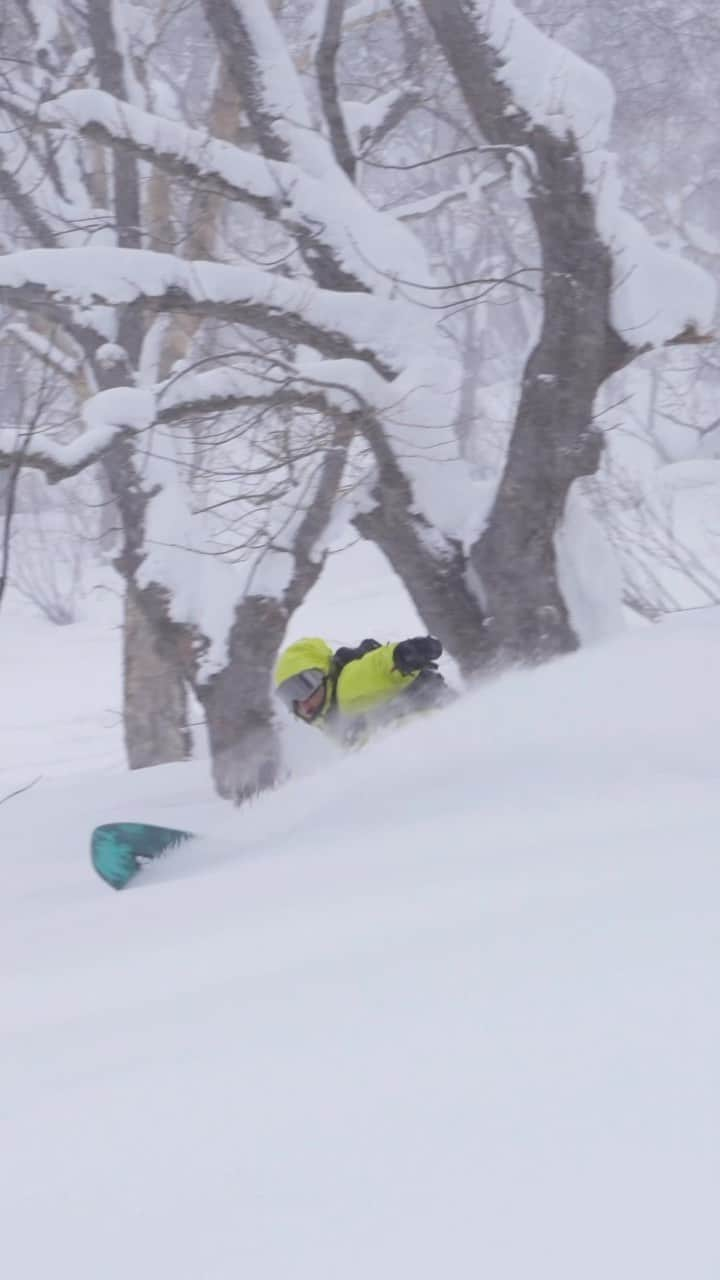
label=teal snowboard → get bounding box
[91,822,196,890]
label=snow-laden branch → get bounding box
[0,418,133,483]
[201,0,330,172]
[0,99,112,246]
[421,0,716,349]
[0,150,56,250]
[0,247,433,378]
[0,353,384,483]
[6,324,82,378]
[40,89,281,216]
[41,87,431,299]
[389,186,468,223]
[349,88,423,154]
[200,0,434,296]
[157,356,386,422]
[158,347,471,558]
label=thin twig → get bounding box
[0,775,43,806]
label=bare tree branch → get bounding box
[358,88,423,156]
[0,775,43,806]
[284,422,351,610]
[0,359,370,483]
[0,147,58,248]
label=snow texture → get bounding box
[135,433,243,676]
[1,542,719,1279]
[555,485,625,643]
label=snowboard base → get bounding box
[91,822,196,890]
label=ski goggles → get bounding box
[276,668,326,712]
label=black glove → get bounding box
[393,635,442,675]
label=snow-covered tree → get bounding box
[518,0,720,618]
[0,0,714,801]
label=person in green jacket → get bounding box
[274,634,451,745]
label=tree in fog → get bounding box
[0,0,713,800]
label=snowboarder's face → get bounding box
[294,681,326,723]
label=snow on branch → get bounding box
[349,89,423,154]
[200,0,434,295]
[41,87,430,298]
[156,353,389,424]
[6,324,81,377]
[202,0,329,173]
[0,140,57,250]
[40,90,282,219]
[386,187,468,223]
[159,366,349,424]
[0,98,112,247]
[0,418,134,483]
[0,352,386,485]
[422,0,717,349]
[0,247,429,378]
[0,386,156,482]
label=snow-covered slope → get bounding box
[2,557,719,1279]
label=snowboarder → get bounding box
[274,634,452,745]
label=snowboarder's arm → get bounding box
[336,643,417,716]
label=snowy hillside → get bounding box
[2,549,719,1279]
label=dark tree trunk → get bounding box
[471,134,611,663]
[353,416,489,676]
[315,0,356,181]
[84,4,195,764]
[86,0,141,253]
[91,353,194,770]
[421,0,615,666]
[196,597,288,804]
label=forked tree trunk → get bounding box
[422,0,620,667]
[471,136,611,664]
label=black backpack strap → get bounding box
[331,638,381,674]
[322,639,381,732]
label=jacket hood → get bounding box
[274,637,334,688]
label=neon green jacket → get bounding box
[274,636,419,731]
